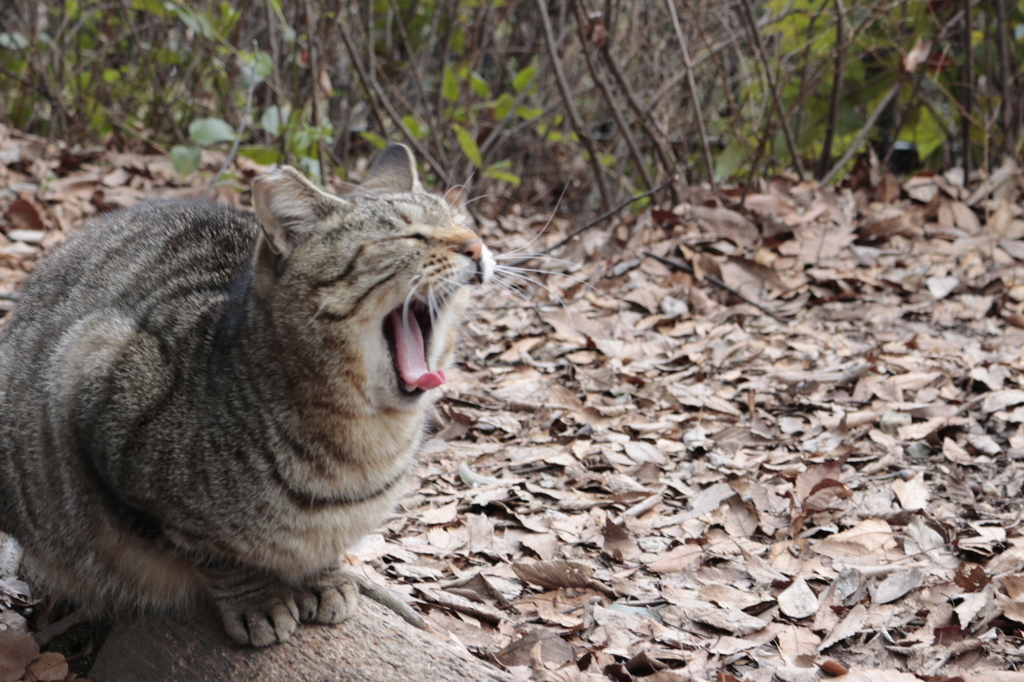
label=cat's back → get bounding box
[1,200,259,365]
[13,200,257,324]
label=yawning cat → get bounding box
[0,144,493,646]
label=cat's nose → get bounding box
[461,240,483,261]
[459,239,492,284]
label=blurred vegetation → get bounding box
[1,0,1023,211]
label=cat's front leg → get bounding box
[200,563,301,647]
[292,564,359,625]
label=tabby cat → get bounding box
[0,144,494,647]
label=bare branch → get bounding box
[509,178,674,267]
[821,83,900,185]
[336,12,451,185]
[206,51,259,198]
[817,0,847,179]
[664,0,717,189]
[571,1,654,195]
[535,0,613,212]
[738,0,806,180]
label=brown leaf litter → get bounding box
[0,122,1022,681]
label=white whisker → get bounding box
[310,300,329,323]
[402,275,423,325]
[492,263,600,299]
[495,184,569,258]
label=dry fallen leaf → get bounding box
[871,569,925,605]
[0,629,39,682]
[777,577,819,619]
[892,473,929,511]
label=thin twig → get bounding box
[206,46,258,198]
[386,0,449,168]
[509,179,673,267]
[336,15,450,185]
[599,45,680,204]
[821,83,899,185]
[741,96,776,204]
[817,0,847,179]
[535,0,612,212]
[995,0,1015,154]
[478,65,545,159]
[664,0,716,189]
[571,1,653,194]
[303,0,329,183]
[643,251,787,323]
[596,0,680,202]
[961,0,973,175]
[645,3,792,111]
[738,0,806,180]
[881,12,961,167]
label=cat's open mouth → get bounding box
[383,300,445,395]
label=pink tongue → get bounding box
[390,310,446,390]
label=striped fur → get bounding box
[0,145,493,646]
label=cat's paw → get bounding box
[294,566,359,625]
[214,582,301,647]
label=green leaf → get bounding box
[254,51,274,80]
[260,106,282,136]
[131,0,170,16]
[906,106,944,161]
[513,65,537,93]
[360,131,388,149]
[402,115,428,140]
[484,161,520,187]
[516,105,543,120]
[188,117,236,145]
[452,124,482,167]
[170,145,202,176]
[299,156,322,184]
[237,146,281,165]
[0,32,29,50]
[714,139,746,182]
[442,66,460,103]
[291,128,313,155]
[102,68,120,84]
[493,93,515,121]
[172,5,215,39]
[470,71,490,99]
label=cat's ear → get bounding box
[253,167,350,255]
[358,144,423,193]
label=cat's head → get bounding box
[251,144,494,410]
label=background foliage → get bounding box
[1,0,1023,211]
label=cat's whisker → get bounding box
[492,263,601,300]
[493,252,581,271]
[310,300,330,323]
[487,268,564,303]
[492,184,569,259]
[428,288,438,325]
[402,275,423,325]
[461,193,498,209]
[485,272,565,321]
[443,168,476,205]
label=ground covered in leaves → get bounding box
[0,123,1022,682]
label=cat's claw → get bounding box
[294,566,359,625]
[217,587,301,647]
